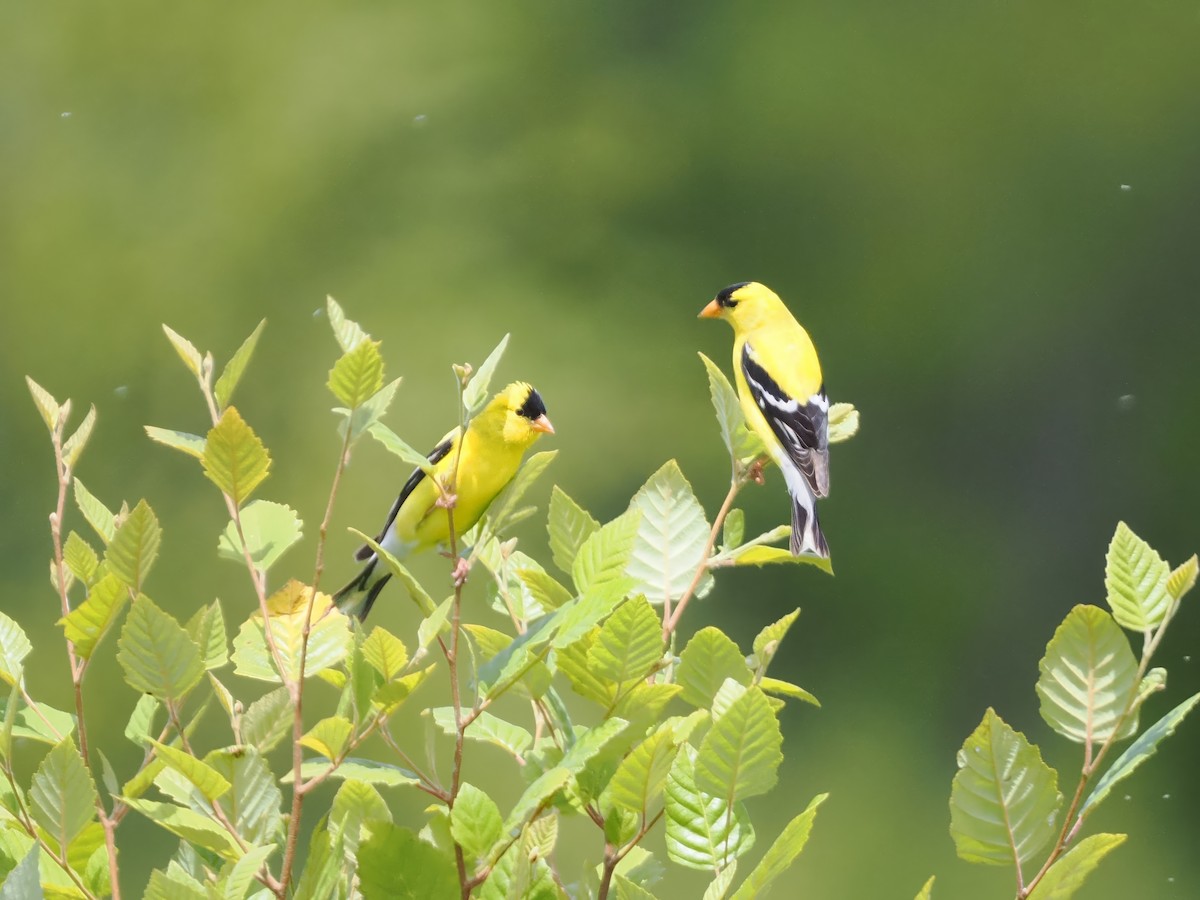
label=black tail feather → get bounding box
[790,498,830,558]
[334,557,390,620]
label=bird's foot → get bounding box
[748,459,767,485]
[436,491,458,510]
[451,556,470,587]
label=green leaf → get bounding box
[145,426,207,460]
[104,498,161,591]
[720,540,834,575]
[463,333,510,416]
[698,353,764,464]
[557,629,614,706]
[328,338,385,409]
[1081,691,1200,816]
[203,407,271,507]
[1167,554,1198,601]
[666,744,754,871]
[117,595,205,702]
[349,529,437,616]
[696,687,783,801]
[366,422,444,480]
[293,822,341,900]
[63,531,100,586]
[0,845,42,900]
[59,574,128,660]
[607,722,681,817]
[1105,521,1171,632]
[704,864,739,900]
[145,867,207,900]
[287,757,420,788]
[728,794,827,900]
[949,708,1061,866]
[125,694,160,744]
[149,740,231,801]
[677,627,753,708]
[300,716,353,760]
[914,876,935,900]
[231,580,351,683]
[560,719,630,774]
[358,824,458,899]
[326,295,369,350]
[1,700,75,745]
[30,739,97,852]
[504,768,572,834]
[626,460,711,607]
[162,324,204,377]
[613,876,657,900]
[214,319,266,409]
[124,798,244,861]
[572,509,641,594]
[222,843,275,900]
[63,404,97,468]
[751,608,800,672]
[451,783,504,861]
[1036,605,1139,744]
[488,450,558,532]
[361,627,409,680]
[185,601,228,671]
[430,708,532,761]
[722,509,745,551]
[337,376,403,443]
[373,664,435,714]
[588,597,664,685]
[25,375,61,432]
[205,748,284,846]
[241,687,291,753]
[1027,833,1126,900]
[217,500,303,573]
[614,682,684,730]
[827,402,859,444]
[548,486,600,575]
[0,613,32,686]
[517,568,574,612]
[74,479,116,544]
[759,677,820,706]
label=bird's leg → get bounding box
[748,458,767,485]
[436,491,458,510]
[451,556,470,587]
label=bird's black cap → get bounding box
[716,282,751,308]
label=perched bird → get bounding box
[335,381,555,619]
[700,281,831,557]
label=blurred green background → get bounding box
[3,1,1199,896]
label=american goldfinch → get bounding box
[336,382,554,619]
[700,281,831,558]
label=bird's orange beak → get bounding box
[531,414,555,434]
[699,299,723,319]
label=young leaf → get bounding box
[488,450,558,531]
[0,613,32,686]
[59,574,129,659]
[705,864,739,900]
[63,404,97,468]
[698,353,764,463]
[287,757,420,788]
[696,687,783,801]
[1026,833,1126,900]
[326,295,370,351]
[300,716,354,760]
[606,723,680,815]
[117,596,204,702]
[145,867,206,900]
[557,629,616,706]
[185,601,228,671]
[1105,521,1171,632]
[462,333,510,416]
[588,597,664,685]
[666,745,755,871]
[949,708,1061,866]
[429,708,532,761]
[548,486,601,575]
[626,461,711,607]
[914,876,935,900]
[337,376,402,442]
[366,422,443,480]
[827,402,859,444]
[123,799,244,861]
[241,687,292,753]
[0,845,41,899]
[559,719,630,775]
[30,739,97,853]
[751,608,800,672]
[217,499,303,573]
[230,580,351,683]
[723,509,745,550]
[1036,605,1139,744]
[202,407,271,507]
[214,319,266,409]
[1167,554,1198,601]
[63,531,100,586]
[221,843,276,900]
[451,783,504,861]
[205,748,284,846]
[1080,691,1200,816]
[145,427,207,461]
[357,824,458,898]
[728,793,827,900]
[572,509,641,594]
[74,480,116,544]
[503,768,572,834]
[124,694,160,745]
[149,740,231,802]
[349,529,437,616]
[362,627,409,681]
[677,627,753,708]
[517,568,574,612]
[328,338,385,409]
[759,677,819,706]
[26,376,61,432]
[104,499,161,591]
[162,324,204,377]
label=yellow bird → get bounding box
[700,282,830,558]
[336,382,555,619]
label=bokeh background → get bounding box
[3,1,1199,896]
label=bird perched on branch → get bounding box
[335,381,554,619]
[700,281,831,558]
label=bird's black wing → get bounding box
[741,343,830,497]
[354,434,456,561]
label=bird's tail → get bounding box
[790,495,830,558]
[333,556,391,621]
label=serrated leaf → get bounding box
[286,757,420,788]
[950,708,1061,866]
[217,500,303,573]
[728,793,827,900]
[614,682,684,730]
[504,768,571,834]
[1026,833,1125,900]
[231,580,351,682]
[373,664,435,714]
[463,334,510,416]
[696,687,782,801]
[548,487,600,575]
[124,694,160,744]
[827,402,859,444]
[666,745,754,871]
[914,876,935,900]
[144,426,208,459]
[677,627,753,708]
[205,748,284,846]
[203,407,271,507]
[698,353,764,464]
[104,499,161,591]
[162,325,203,377]
[0,614,32,687]
[752,609,800,672]
[488,449,557,532]
[1,700,75,745]
[560,719,630,775]
[759,677,819,706]
[0,844,41,900]
[145,866,206,900]
[328,339,384,409]
[572,509,641,594]
[365,422,443,480]
[293,821,341,900]
[723,542,833,575]
[516,568,574,612]
[300,716,354,761]
[63,404,96,468]
[588,597,663,685]
[451,783,503,861]
[358,823,458,899]
[1081,691,1200,816]
[63,531,100,586]
[332,779,390,866]
[723,509,745,551]
[626,461,711,607]
[1105,521,1171,632]
[241,687,291,753]
[117,596,204,702]
[74,480,116,544]
[124,798,244,860]
[222,842,275,900]
[149,740,231,801]
[185,601,228,671]
[608,722,680,814]
[59,574,129,659]
[557,629,616,706]
[348,528,437,617]
[1167,554,1198,601]
[430,708,532,761]
[337,375,403,443]
[361,627,408,680]
[326,296,369,352]
[704,864,738,900]
[25,376,61,432]
[214,319,266,409]
[1036,605,1139,744]
[30,739,97,852]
